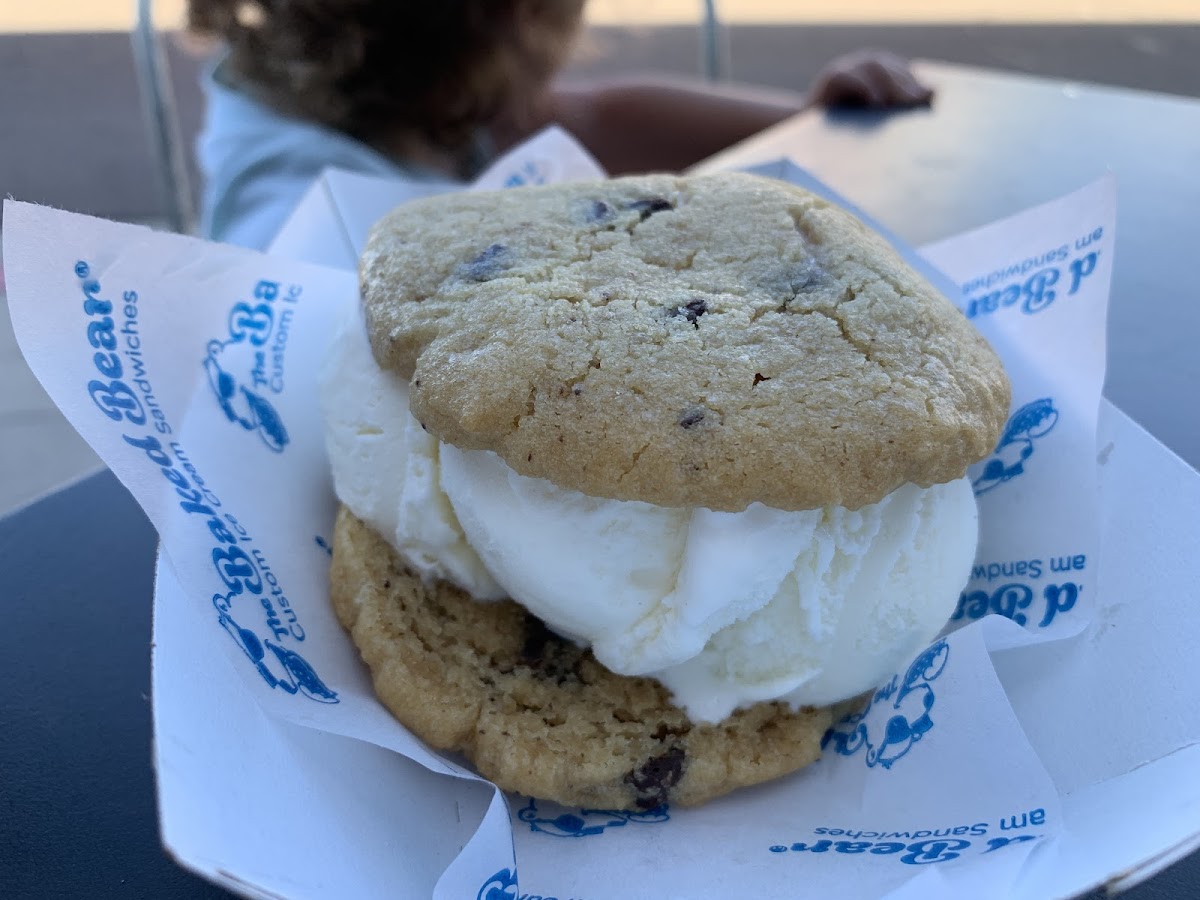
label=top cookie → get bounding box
[360,172,1009,512]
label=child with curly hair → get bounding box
[190,0,931,249]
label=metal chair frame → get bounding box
[131,0,195,234]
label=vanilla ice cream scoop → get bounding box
[322,313,979,723]
[319,313,504,601]
[440,446,976,722]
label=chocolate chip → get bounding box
[627,197,674,221]
[457,243,510,281]
[625,746,685,810]
[587,200,614,222]
[520,614,558,666]
[669,298,707,327]
[518,613,583,684]
[679,409,706,429]
[753,372,771,386]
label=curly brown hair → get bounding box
[189,0,584,154]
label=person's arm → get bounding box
[548,79,807,174]
[523,51,933,175]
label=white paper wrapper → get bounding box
[10,127,1195,900]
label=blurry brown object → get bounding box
[186,0,584,155]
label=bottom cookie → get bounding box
[330,506,833,810]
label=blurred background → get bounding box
[2,0,1199,513]
[3,1,1198,226]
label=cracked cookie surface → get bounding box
[330,506,831,810]
[361,172,1009,511]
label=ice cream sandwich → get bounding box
[321,172,1010,809]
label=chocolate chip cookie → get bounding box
[330,507,831,810]
[360,172,1009,512]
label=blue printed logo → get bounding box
[823,640,949,768]
[502,159,550,188]
[203,340,288,452]
[73,262,334,704]
[518,798,669,837]
[972,398,1058,496]
[202,280,300,453]
[477,867,519,900]
[769,815,1045,864]
[214,596,338,703]
[960,241,1100,320]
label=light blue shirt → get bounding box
[197,58,455,251]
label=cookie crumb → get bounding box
[652,722,691,741]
